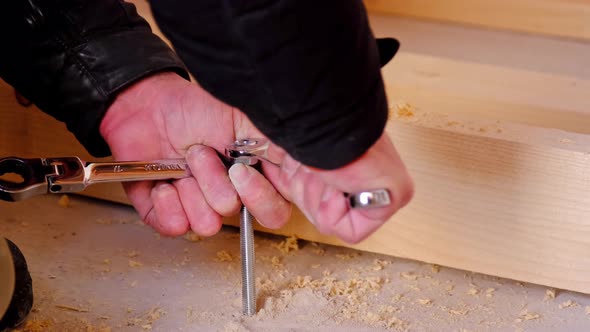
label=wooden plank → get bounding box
[384,53,590,135]
[2,77,590,293]
[237,120,590,294]
[364,0,590,41]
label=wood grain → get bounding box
[364,0,590,41]
[2,79,590,292]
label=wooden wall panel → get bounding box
[364,0,590,41]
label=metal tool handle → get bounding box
[0,157,193,201]
[84,160,191,184]
[51,159,192,193]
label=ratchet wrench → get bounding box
[0,138,391,208]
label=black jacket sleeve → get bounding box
[150,0,397,169]
[0,0,189,157]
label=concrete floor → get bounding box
[2,195,590,331]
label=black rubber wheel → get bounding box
[0,238,33,331]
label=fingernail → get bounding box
[228,163,251,189]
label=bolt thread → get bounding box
[240,206,256,316]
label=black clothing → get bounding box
[0,0,397,169]
[0,0,189,156]
[150,0,396,168]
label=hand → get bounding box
[100,72,414,243]
[100,72,291,237]
[242,133,414,244]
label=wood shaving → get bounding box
[214,250,233,262]
[516,310,540,322]
[467,288,479,296]
[400,272,418,281]
[270,256,282,268]
[544,289,557,301]
[559,300,577,309]
[58,194,70,208]
[441,306,469,316]
[371,259,391,271]
[417,298,433,305]
[127,307,166,330]
[394,103,415,118]
[127,250,140,258]
[431,264,441,273]
[128,260,143,268]
[335,252,359,260]
[55,304,89,312]
[585,306,590,315]
[183,230,202,242]
[312,247,325,255]
[485,288,496,298]
[273,235,299,254]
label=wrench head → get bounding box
[225,138,270,166]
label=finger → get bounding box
[175,176,223,237]
[263,156,324,225]
[316,134,414,220]
[122,181,156,223]
[316,186,386,244]
[228,163,291,229]
[149,182,190,236]
[186,145,241,216]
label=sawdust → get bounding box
[128,259,143,268]
[273,235,299,254]
[7,195,590,331]
[416,298,433,305]
[516,309,541,322]
[544,288,557,301]
[335,252,360,260]
[310,242,326,256]
[215,250,233,262]
[126,307,166,330]
[559,300,577,309]
[55,304,89,312]
[393,103,415,118]
[585,306,590,315]
[371,259,391,271]
[183,230,202,242]
[485,288,496,298]
[400,272,418,281]
[58,194,70,208]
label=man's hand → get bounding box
[232,133,413,244]
[100,72,413,243]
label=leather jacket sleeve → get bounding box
[150,0,398,169]
[0,0,189,157]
